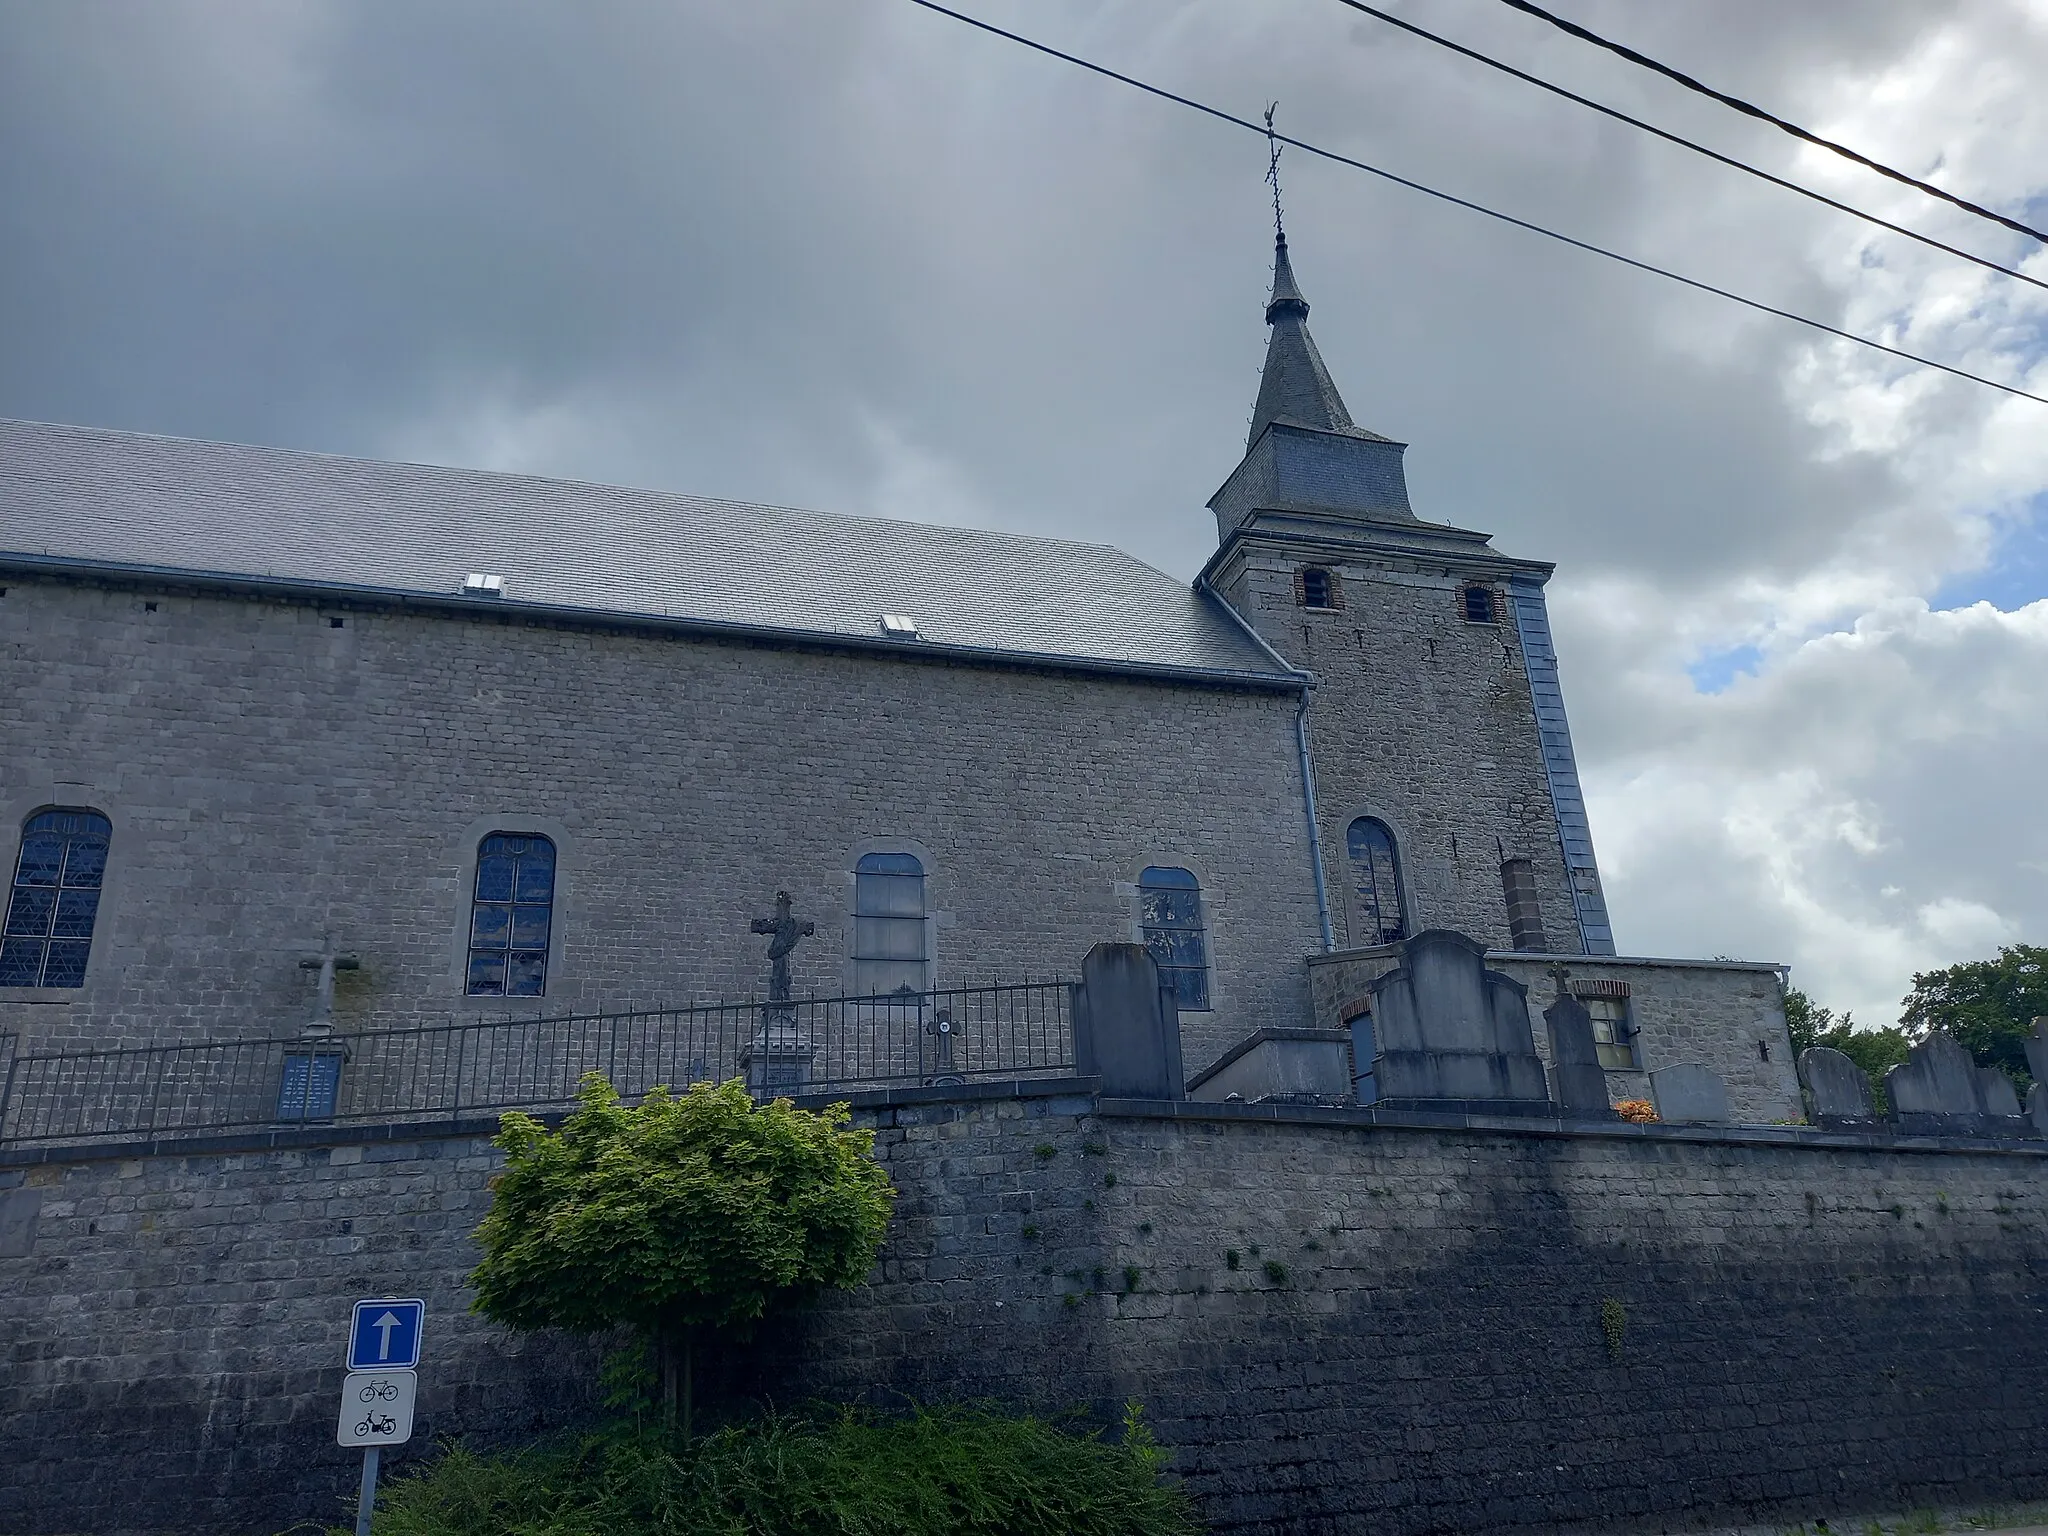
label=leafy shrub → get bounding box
[353,1404,1199,1536]
[470,1075,894,1433]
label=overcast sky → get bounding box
[3,0,2043,1028]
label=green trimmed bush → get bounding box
[350,1404,1199,1536]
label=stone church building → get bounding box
[0,235,1798,1119]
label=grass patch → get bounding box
[351,1404,1197,1536]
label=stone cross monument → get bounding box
[745,892,816,1096]
[749,891,814,1004]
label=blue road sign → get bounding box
[347,1299,425,1370]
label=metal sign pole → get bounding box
[354,1445,380,1536]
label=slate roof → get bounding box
[1249,234,1394,452]
[0,418,1297,687]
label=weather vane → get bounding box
[1264,101,1285,242]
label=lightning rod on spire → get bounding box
[1263,102,1285,243]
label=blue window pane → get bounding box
[856,852,924,876]
[1139,865,1197,889]
[6,888,54,938]
[467,952,506,995]
[0,940,39,987]
[509,905,551,949]
[474,856,516,903]
[15,838,62,887]
[854,915,924,962]
[854,872,924,918]
[514,858,555,904]
[52,889,100,939]
[1346,818,1406,945]
[1139,889,1200,929]
[506,952,547,996]
[61,839,108,889]
[470,904,511,946]
[1164,968,1209,1010]
[41,941,90,988]
[1148,929,1206,967]
[468,833,556,997]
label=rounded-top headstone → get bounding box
[1798,1047,1874,1121]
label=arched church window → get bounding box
[1,808,112,989]
[1138,866,1210,1010]
[1346,818,1406,946]
[467,833,556,997]
[1297,567,1340,610]
[853,852,927,996]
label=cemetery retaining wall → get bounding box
[4,1086,2048,1535]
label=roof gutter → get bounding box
[1193,574,1336,953]
[0,550,1304,696]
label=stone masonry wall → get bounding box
[6,1092,2048,1535]
[0,576,1323,1076]
[1212,544,1581,957]
[1308,948,1804,1123]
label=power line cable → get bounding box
[1492,0,2048,246]
[1334,0,2047,295]
[900,0,2048,408]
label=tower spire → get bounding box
[1247,104,1358,449]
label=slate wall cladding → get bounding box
[6,1098,2048,1536]
[0,577,1322,1075]
[1211,547,1582,957]
[1309,948,1804,1123]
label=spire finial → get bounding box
[1263,102,1285,245]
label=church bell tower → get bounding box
[1201,233,1616,957]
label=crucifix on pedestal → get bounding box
[744,892,817,1097]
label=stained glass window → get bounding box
[467,833,556,997]
[1346,818,1406,946]
[853,852,926,997]
[1138,866,1209,1011]
[1,809,111,989]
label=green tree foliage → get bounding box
[1899,944,2048,1091]
[1784,987,1911,1114]
[470,1075,895,1433]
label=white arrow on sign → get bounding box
[372,1311,402,1360]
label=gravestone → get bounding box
[2029,1083,2048,1139]
[1884,1032,1987,1135]
[1075,943,1185,1100]
[1979,1068,2027,1129]
[1799,1046,1877,1127]
[1542,982,1617,1120]
[2027,1018,2048,1089]
[1367,930,1551,1111]
[1649,1062,1729,1124]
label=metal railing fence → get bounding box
[0,980,1075,1147]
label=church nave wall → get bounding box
[0,577,1323,1074]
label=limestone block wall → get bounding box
[1212,546,1580,956]
[6,1090,2048,1536]
[1308,947,1803,1122]
[0,577,1323,1075]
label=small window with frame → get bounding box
[1297,567,1342,611]
[1580,993,1638,1070]
[1462,585,1500,625]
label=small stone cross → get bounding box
[1546,960,1573,1003]
[750,891,814,1004]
